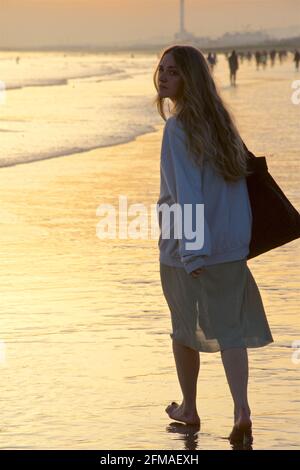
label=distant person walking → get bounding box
[207,52,217,72]
[261,50,268,69]
[270,49,276,67]
[228,50,239,86]
[294,50,300,71]
[255,51,261,70]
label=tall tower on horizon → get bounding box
[175,0,195,42]
[180,0,185,36]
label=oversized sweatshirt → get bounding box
[156,116,252,275]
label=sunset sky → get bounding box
[1,0,299,48]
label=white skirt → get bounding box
[160,257,274,353]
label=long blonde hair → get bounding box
[153,44,253,182]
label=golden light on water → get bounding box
[0,44,299,449]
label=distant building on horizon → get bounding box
[174,0,196,42]
[172,0,271,49]
[215,30,270,47]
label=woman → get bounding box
[153,45,274,446]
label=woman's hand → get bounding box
[190,267,203,278]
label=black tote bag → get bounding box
[243,143,300,260]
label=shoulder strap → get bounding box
[242,140,268,174]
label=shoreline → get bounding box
[0,123,163,170]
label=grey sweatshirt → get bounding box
[156,116,252,275]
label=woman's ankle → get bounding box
[182,400,198,414]
[234,404,251,423]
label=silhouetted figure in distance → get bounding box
[294,50,300,71]
[228,50,239,86]
[270,49,276,67]
[255,50,261,70]
[261,50,268,69]
[207,52,217,72]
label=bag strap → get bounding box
[242,140,269,174]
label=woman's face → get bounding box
[158,53,183,102]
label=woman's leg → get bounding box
[171,339,200,413]
[220,347,251,424]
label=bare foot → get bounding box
[165,401,200,425]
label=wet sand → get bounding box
[0,125,299,450]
